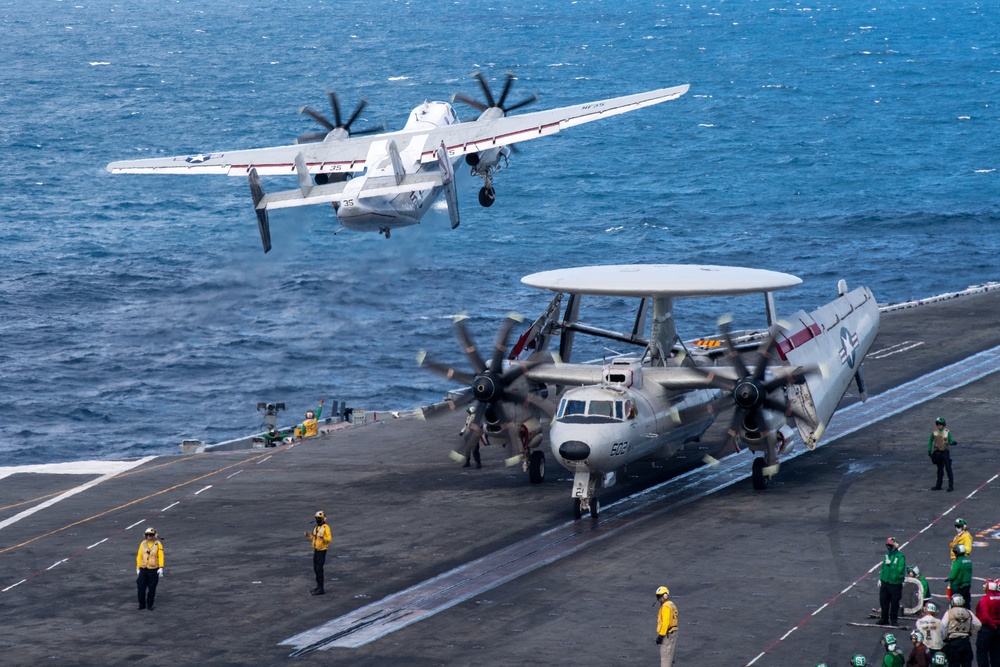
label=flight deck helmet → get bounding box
[930,652,947,666]
[885,536,899,549]
[955,518,966,529]
[910,629,924,644]
[850,654,867,666]
[953,543,967,557]
[986,580,998,593]
[951,593,966,608]
[881,633,896,649]
[923,601,939,614]
[144,527,156,537]
[935,417,946,426]
[907,565,920,577]
[655,586,669,598]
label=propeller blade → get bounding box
[751,331,778,382]
[344,97,368,130]
[717,316,751,380]
[685,363,737,393]
[452,93,488,112]
[496,72,515,109]
[296,132,330,144]
[761,395,815,426]
[327,91,343,128]
[300,106,335,131]
[350,123,387,137]
[474,72,496,108]
[503,94,539,114]
[416,395,473,420]
[454,316,487,374]
[488,315,520,375]
[418,356,475,387]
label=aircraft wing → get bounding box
[642,364,807,389]
[418,84,690,163]
[106,138,376,177]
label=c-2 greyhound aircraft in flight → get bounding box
[106,74,689,252]
[420,264,879,519]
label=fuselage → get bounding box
[549,374,718,475]
[335,101,462,232]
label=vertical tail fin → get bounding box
[248,168,272,254]
[436,142,460,229]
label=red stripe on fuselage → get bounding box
[776,322,822,360]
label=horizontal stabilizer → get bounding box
[258,180,350,211]
[248,168,271,254]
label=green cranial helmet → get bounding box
[955,518,966,528]
[953,543,967,556]
[881,632,896,647]
[850,654,867,667]
[935,417,945,426]
[930,652,947,666]
[907,565,920,577]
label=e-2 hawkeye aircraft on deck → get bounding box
[106,74,689,252]
[420,264,879,519]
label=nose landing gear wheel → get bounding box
[751,456,768,491]
[573,498,582,520]
[589,499,600,520]
[528,450,545,484]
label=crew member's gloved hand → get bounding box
[655,635,663,645]
[136,568,140,575]
[157,568,164,578]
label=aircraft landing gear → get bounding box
[379,227,391,238]
[570,471,600,520]
[528,450,545,484]
[751,457,768,491]
[478,185,496,207]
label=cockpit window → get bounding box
[558,400,587,418]
[557,398,625,424]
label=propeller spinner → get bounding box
[296,91,385,144]
[452,71,539,116]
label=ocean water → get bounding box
[1,0,997,465]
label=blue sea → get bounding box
[1,0,996,465]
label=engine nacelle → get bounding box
[470,146,510,177]
[736,407,789,454]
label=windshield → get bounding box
[557,398,625,424]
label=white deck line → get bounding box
[0,457,155,532]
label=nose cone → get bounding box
[558,440,591,461]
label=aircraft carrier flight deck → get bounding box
[2,284,999,666]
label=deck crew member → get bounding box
[929,417,955,492]
[917,602,946,653]
[881,632,905,666]
[940,593,980,667]
[950,519,972,561]
[974,580,1000,667]
[135,527,164,610]
[907,629,931,667]
[305,510,331,596]
[296,399,325,438]
[948,544,973,610]
[881,537,907,627]
[654,585,678,667]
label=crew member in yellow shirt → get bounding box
[655,585,678,666]
[135,527,164,610]
[305,510,332,595]
[950,518,972,560]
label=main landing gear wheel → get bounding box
[528,450,545,484]
[478,186,496,207]
[589,499,600,520]
[752,457,768,491]
[573,498,582,520]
